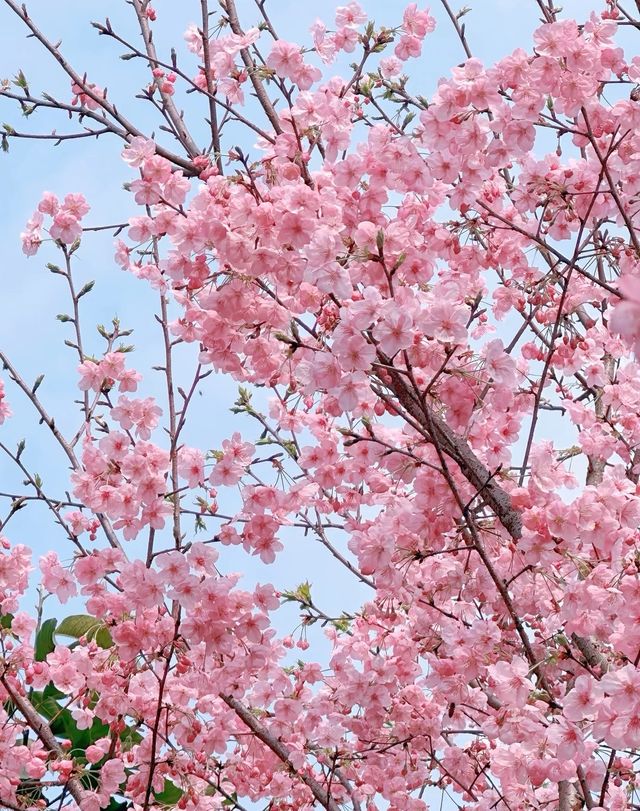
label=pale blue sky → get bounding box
[0,0,607,628]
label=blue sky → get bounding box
[0,0,607,629]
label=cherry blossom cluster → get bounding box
[70,81,107,110]
[21,191,91,255]
[77,352,141,394]
[71,434,172,538]
[5,0,640,810]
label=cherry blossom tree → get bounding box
[2,0,640,809]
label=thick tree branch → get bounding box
[0,675,88,806]
[384,366,523,540]
[222,695,342,811]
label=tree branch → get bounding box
[222,695,342,811]
[2,0,197,173]
[219,0,283,134]
[0,675,88,807]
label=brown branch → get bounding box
[439,0,472,59]
[0,350,79,470]
[220,0,283,134]
[2,125,111,142]
[0,89,127,139]
[200,0,224,173]
[158,290,182,552]
[89,20,276,144]
[418,403,554,697]
[580,112,640,255]
[577,765,595,810]
[571,634,609,673]
[222,695,341,811]
[142,637,176,811]
[558,780,580,811]
[0,441,88,555]
[383,365,523,540]
[0,675,87,806]
[533,0,556,23]
[130,0,201,158]
[2,0,196,173]
[477,202,620,297]
[254,0,279,39]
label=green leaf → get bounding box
[42,682,65,701]
[0,613,13,630]
[296,581,312,604]
[31,685,67,735]
[282,440,298,460]
[120,722,143,749]
[105,800,131,811]
[77,280,95,299]
[56,614,113,648]
[95,626,113,648]
[13,69,28,89]
[34,618,57,661]
[32,684,111,750]
[401,111,415,131]
[334,615,353,633]
[154,779,184,806]
[56,613,98,638]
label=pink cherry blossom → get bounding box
[267,41,304,81]
[6,4,640,810]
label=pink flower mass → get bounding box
[3,1,640,810]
